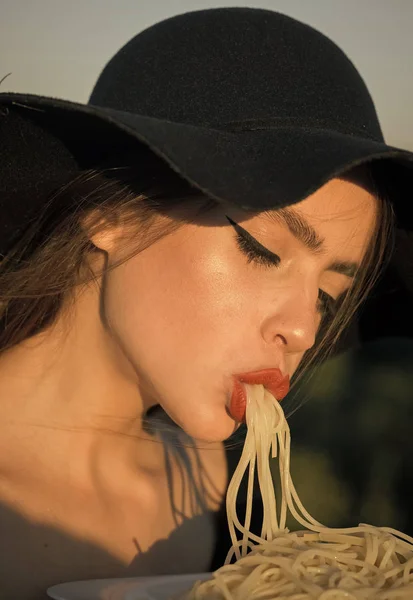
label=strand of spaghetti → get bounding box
[241,453,255,556]
[209,576,232,600]
[368,532,380,569]
[264,389,285,533]
[226,464,268,550]
[236,562,275,597]
[378,526,413,546]
[275,391,402,545]
[264,389,286,535]
[280,458,321,531]
[184,384,413,600]
[225,438,255,558]
[274,397,325,531]
[402,557,413,584]
[259,425,276,540]
[228,389,264,553]
[251,386,277,541]
[266,407,282,538]
[266,392,289,529]
[278,424,288,531]
[254,389,268,540]
[261,415,276,539]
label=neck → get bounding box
[0,277,167,492]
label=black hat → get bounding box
[1,6,412,258]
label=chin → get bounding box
[164,403,236,443]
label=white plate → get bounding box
[47,573,211,600]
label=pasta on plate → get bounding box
[182,385,413,599]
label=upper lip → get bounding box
[233,368,290,401]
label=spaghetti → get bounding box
[184,384,413,599]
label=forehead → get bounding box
[265,176,378,253]
[295,176,377,231]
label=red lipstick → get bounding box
[229,368,290,423]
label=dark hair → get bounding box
[0,152,217,350]
[0,152,394,436]
[286,165,395,414]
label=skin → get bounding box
[0,174,379,595]
[0,175,377,479]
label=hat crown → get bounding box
[90,7,382,140]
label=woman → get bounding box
[0,7,412,599]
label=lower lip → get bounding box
[229,379,247,423]
[228,373,290,423]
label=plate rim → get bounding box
[47,572,212,600]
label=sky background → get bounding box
[1,0,412,150]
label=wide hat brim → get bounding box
[2,92,413,224]
[2,92,413,351]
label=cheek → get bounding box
[102,240,256,389]
[287,353,307,378]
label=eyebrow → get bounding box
[243,206,360,279]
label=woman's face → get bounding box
[97,176,377,442]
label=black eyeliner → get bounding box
[226,215,338,318]
[225,215,281,266]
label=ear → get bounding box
[81,210,125,254]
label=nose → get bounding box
[260,291,318,356]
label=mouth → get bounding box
[228,368,290,424]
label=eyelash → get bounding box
[317,290,338,319]
[235,232,338,319]
[235,232,280,267]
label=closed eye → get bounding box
[226,215,341,321]
[226,215,280,268]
